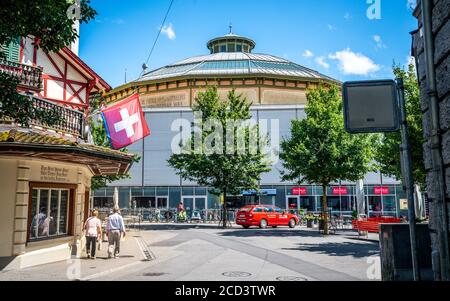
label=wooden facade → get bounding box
[19,37,111,111]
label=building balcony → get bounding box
[0,58,43,92]
[32,96,84,138]
[1,95,84,139]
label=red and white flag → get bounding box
[101,93,150,149]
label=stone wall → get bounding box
[413,0,450,279]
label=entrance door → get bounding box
[84,190,90,222]
[194,197,207,211]
[156,197,168,209]
[132,197,155,208]
[286,196,299,211]
[182,196,207,211]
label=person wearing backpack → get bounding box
[84,209,102,259]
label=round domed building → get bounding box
[97,32,405,219]
[106,31,336,108]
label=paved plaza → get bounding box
[0,225,380,281]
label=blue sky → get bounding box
[79,0,418,88]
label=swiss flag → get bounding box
[101,93,150,149]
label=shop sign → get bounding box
[242,189,277,196]
[291,187,308,195]
[332,187,348,195]
[40,166,70,183]
[400,199,408,210]
[374,186,390,195]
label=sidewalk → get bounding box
[0,231,152,281]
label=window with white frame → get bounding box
[29,188,70,240]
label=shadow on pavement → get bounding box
[0,256,15,271]
[217,228,363,238]
[136,223,223,231]
[217,228,325,238]
[281,241,380,258]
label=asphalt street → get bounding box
[0,224,380,281]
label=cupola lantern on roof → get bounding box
[207,28,256,54]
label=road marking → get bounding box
[79,261,143,281]
[135,237,156,261]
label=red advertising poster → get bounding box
[332,187,348,195]
[374,186,390,195]
[291,187,308,195]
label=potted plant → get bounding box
[305,215,315,228]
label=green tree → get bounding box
[0,0,96,124]
[0,74,63,126]
[376,63,425,189]
[0,0,96,53]
[280,85,376,234]
[88,94,140,191]
[168,87,271,228]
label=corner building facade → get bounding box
[99,32,407,217]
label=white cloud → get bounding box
[329,48,380,75]
[328,24,337,31]
[161,23,176,40]
[373,35,387,49]
[406,55,416,69]
[344,13,352,20]
[315,56,329,69]
[302,50,314,58]
[407,0,416,9]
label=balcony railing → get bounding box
[32,96,84,138]
[0,58,43,91]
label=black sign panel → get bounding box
[343,80,399,133]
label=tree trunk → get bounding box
[322,184,329,235]
[222,189,228,229]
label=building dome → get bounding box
[105,31,338,107]
[207,32,256,54]
[137,52,334,83]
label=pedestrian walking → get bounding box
[106,206,126,259]
[84,209,102,259]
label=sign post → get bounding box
[343,78,420,281]
[397,77,420,281]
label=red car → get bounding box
[236,205,299,229]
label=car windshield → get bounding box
[239,207,252,212]
[253,208,263,213]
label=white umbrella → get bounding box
[113,187,119,208]
[414,184,424,219]
[355,179,366,218]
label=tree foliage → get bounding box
[376,63,425,188]
[0,0,96,52]
[168,87,271,227]
[0,73,62,127]
[280,85,376,234]
[0,0,96,126]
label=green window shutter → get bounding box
[0,37,20,62]
[7,37,20,63]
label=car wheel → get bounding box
[243,225,250,229]
[289,218,296,228]
[259,219,268,229]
